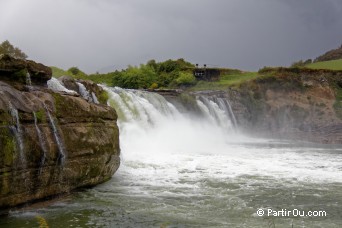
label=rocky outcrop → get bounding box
[194,68,342,144]
[0,57,120,212]
[0,54,52,86]
[161,68,342,144]
[59,76,109,105]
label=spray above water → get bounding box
[104,87,240,159]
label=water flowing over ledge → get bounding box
[0,58,120,212]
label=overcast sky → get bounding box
[1,0,341,73]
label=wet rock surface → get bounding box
[0,58,120,212]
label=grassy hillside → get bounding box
[188,71,259,91]
[306,59,342,70]
[50,66,74,78]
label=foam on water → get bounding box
[103,87,342,185]
[4,87,341,227]
[47,77,77,95]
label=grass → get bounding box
[50,66,88,80]
[50,66,74,78]
[188,71,259,91]
[306,59,342,70]
[88,73,115,85]
[50,66,114,85]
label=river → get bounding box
[1,87,341,227]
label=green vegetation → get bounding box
[0,40,27,59]
[98,90,109,105]
[35,109,46,123]
[50,66,73,78]
[12,68,28,83]
[95,58,194,89]
[306,59,342,70]
[50,66,88,79]
[189,71,259,91]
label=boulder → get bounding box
[0,54,52,86]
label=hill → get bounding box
[314,44,342,62]
[306,59,342,71]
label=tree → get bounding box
[68,67,80,75]
[0,40,28,59]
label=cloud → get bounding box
[0,0,341,73]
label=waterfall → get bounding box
[76,82,93,102]
[26,72,32,86]
[47,77,77,95]
[104,87,240,158]
[46,108,66,165]
[104,87,179,127]
[196,96,237,130]
[91,92,99,104]
[33,112,48,170]
[8,102,25,166]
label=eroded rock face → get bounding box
[192,68,342,144]
[0,54,52,86]
[0,59,120,211]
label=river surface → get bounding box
[1,87,341,227]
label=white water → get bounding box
[26,72,32,86]
[47,77,77,95]
[103,87,342,184]
[33,112,47,169]
[91,92,99,104]
[46,109,66,165]
[8,102,25,165]
[4,87,341,227]
[76,82,94,102]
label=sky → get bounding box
[1,0,342,73]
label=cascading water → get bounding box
[4,87,342,227]
[33,112,47,169]
[46,108,66,165]
[47,77,77,95]
[8,102,25,166]
[76,82,93,102]
[26,72,32,87]
[91,92,99,104]
[196,95,236,131]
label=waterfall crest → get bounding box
[104,87,240,158]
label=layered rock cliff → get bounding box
[0,55,120,211]
[191,68,342,144]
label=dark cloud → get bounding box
[0,0,341,73]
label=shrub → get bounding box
[175,72,196,86]
[98,90,109,105]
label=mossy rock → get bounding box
[0,127,16,167]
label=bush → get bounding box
[149,83,158,90]
[98,90,109,105]
[68,67,80,75]
[175,72,196,86]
